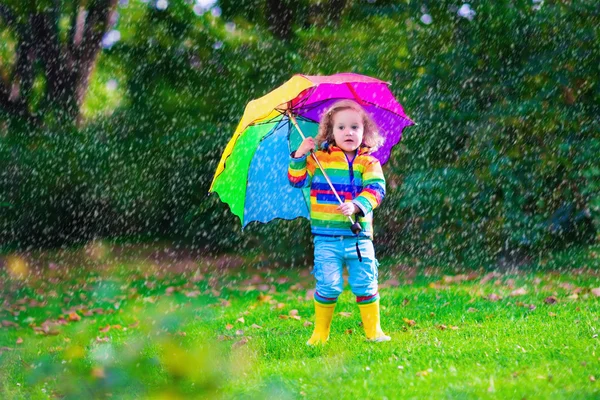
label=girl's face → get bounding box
[332,109,364,155]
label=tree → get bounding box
[0,0,118,127]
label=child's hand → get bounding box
[295,137,315,158]
[337,202,359,216]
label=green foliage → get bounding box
[1,0,598,265]
[392,0,600,262]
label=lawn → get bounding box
[1,242,600,399]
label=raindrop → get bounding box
[106,79,118,91]
[225,22,236,33]
[101,30,121,49]
[457,4,476,20]
[193,5,204,15]
[156,0,168,10]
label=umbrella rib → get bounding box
[252,114,289,146]
[291,86,318,111]
[247,113,285,127]
[359,99,415,125]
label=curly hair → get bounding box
[315,99,383,151]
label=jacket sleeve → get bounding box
[288,152,316,188]
[352,157,386,215]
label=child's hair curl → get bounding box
[315,99,383,151]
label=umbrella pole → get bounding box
[287,111,362,235]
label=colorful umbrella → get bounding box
[209,72,413,228]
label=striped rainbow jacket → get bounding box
[288,145,386,238]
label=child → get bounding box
[288,99,390,344]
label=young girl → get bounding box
[288,99,390,344]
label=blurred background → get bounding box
[0,0,598,268]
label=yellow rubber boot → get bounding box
[358,299,391,342]
[307,301,336,346]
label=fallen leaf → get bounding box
[403,318,416,326]
[251,324,262,329]
[559,282,576,291]
[487,293,501,301]
[236,317,245,324]
[257,284,270,292]
[165,286,176,295]
[339,312,352,318]
[235,329,244,336]
[345,329,353,335]
[480,272,499,285]
[225,323,234,330]
[544,296,558,304]
[99,325,111,333]
[68,312,81,322]
[219,299,231,307]
[510,287,527,296]
[16,337,23,344]
[467,307,478,313]
[232,337,249,349]
[438,324,447,330]
[257,293,272,302]
[303,321,313,327]
[1,320,18,328]
[591,288,600,297]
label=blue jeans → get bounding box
[312,235,380,304]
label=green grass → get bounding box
[1,243,600,399]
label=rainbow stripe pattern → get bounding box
[288,145,386,238]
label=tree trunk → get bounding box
[265,0,296,41]
[0,0,118,127]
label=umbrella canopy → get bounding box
[209,72,413,228]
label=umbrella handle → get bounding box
[287,110,362,234]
